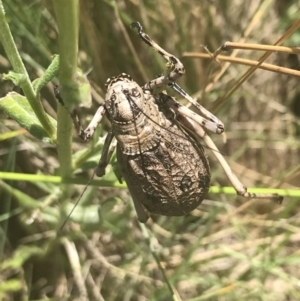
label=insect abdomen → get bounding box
[117,114,211,216]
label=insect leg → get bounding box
[79,106,116,177]
[169,82,225,134]
[96,129,116,177]
[80,105,106,141]
[162,94,224,134]
[116,150,149,223]
[70,108,85,137]
[54,86,85,136]
[176,113,283,203]
[131,21,185,91]
[130,192,149,223]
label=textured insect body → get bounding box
[82,22,283,223]
[105,74,210,220]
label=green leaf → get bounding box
[33,54,60,93]
[0,279,22,293]
[0,128,27,141]
[0,92,57,143]
[59,68,92,110]
[0,180,40,208]
[2,71,26,86]
[1,245,44,269]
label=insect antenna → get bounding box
[59,168,97,231]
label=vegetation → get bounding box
[0,0,300,300]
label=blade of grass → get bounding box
[0,171,126,188]
[0,171,298,197]
[0,138,16,261]
[139,222,182,301]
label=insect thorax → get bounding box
[105,74,163,155]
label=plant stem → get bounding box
[53,0,82,109]
[0,0,56,141]
[57,103,73,178]
[53,0,79,182]
[54,2,78,85]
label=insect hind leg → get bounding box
[176,112,283,204]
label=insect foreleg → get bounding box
[96,129,116,177]
[131,21,185,91]
[79,106,117,177]
[80,105,106,141]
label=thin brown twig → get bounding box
[62,238,88,301]
[183,52,300,77]
[221,42,300,54]
[204,0,275,93]
[214,19,300,111]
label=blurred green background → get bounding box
[0,0,300,300]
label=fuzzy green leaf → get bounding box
[1,245,44,269]
[0,279,22,294]
[0,92,57,143]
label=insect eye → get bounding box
[131,88,140,97]
[111,94,116,101]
